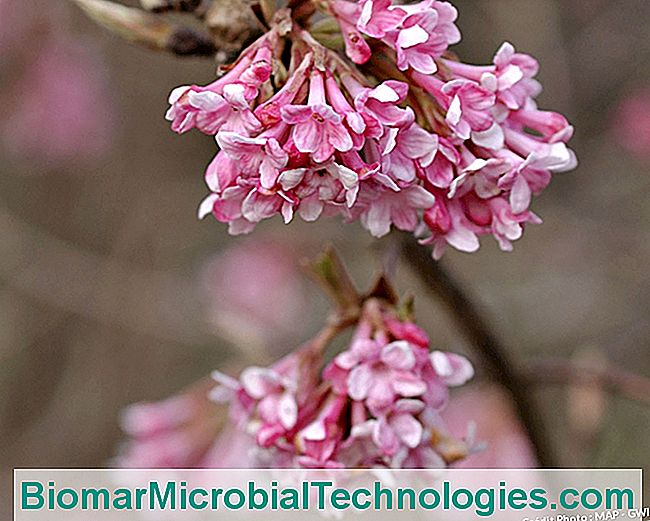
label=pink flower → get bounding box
[386,0,461,74]
[422,194,482,259]
[330,0,372,64]
[165,0,578,259]
[442,79,498,140]
[279,161,360,218]
[324,75,370,149]
[344,77,413,128]
[318,307,474,465]
[184,83,262,135]
[217,130,289,189]
[496,152,553,214]
[199,183,257,235]
[241,186,288,224]
[421,137,460,188]
[212,346,321,449]
[503,128,577,173]
[166,55,251,134]
[412,72,503,147]
[487,42,541,111]
[443,42,541,111]
[353,399,425,457]
[357,183,435,237]
[204,150,243,193]
[115,379,226,468]
[508,106,573,143]
[357,0,406,38]
[448,156,511,200]
[295,394,348,468]
[165,42,272,135]
[380,122,439,182]
[332,339,428,413]
[281,72,354,163]
[340,20,373,65]
[2,37,114,166]
[487,195,541,251]
[254,54,313,127]
[430,351,475,387]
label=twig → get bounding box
[399,235,555,467]
[302,245,361,314]
[523,358,650,407]
[71,0,217,57]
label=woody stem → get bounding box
[400,235,556,467]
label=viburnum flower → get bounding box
[164,0,577,258]
[114,299,478,468]
[114,378,260,468]
[115,248,478,469]
[281,71,354,163]
[210,298,474,468]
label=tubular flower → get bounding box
[166,0,576,258]
[211,299,475,468]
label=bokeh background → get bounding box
[1,0,649,516]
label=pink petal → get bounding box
[240,367,281,398]
[391,372,427,397]
[373,416,399,455]
[510,175,532,214]
[278,392,298,429]
[381,341,416,370]
[390,413,423,448]
[347,364,374,401]
[430,351,474,386]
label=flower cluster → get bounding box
[211,300,474,468]
[167,0,576,257]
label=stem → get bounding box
[309,312,358,354]
[399,235,555,467]
[303,245,361,315]
[524,358,650,407]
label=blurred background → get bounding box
[1,0,649,515]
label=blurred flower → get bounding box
[1,36,114,167]
[199,240,308,352]
[612,88,650,159]
[442,385,537,468]
[114,378,261,468]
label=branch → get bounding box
[399,235,555,467]
[524,358,650,407]
[139,0,204,13]
[72,0,217,57]
[302,245,363,327]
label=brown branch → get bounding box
[72,0,217,57]
[399,235,555,467]
[167,27,217,56]
[139,0,204,13]
[523,358,650,407]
